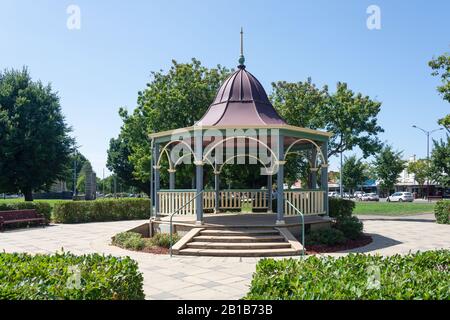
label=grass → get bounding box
[354,201,435,216]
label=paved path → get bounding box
[1,214,449,299]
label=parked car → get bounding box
[328,191,339,198]
[353,191,365,201]
[387,192,414,202]
[361,193,379,201]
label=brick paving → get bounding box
[1,213,449,299]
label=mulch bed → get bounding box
[305,234,373,255]
[141,246,169,254]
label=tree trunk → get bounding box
[23,188,33,202]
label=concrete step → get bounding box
[178,247,302,257]
[193,235,285,243]
[199,229,279,236]
[186,241,292,250]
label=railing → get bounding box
[216,190,269,210]
[169,191,204,257]
[285,200,305,256]
[158,190,196,215]
[284,190,325,216]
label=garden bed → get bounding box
[305,234,372,254]
[111,231,178,254]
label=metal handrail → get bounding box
[169,191,204,257]
[285,200,305,256]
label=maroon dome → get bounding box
[196,66,287,126]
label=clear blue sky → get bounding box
[1,0,449,175]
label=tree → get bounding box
[0,68,73,201]
[106,134,149,195]
[373,145,406,195]
[324,82,383,158]
[429,136,450,187]
[407,159,429,198]
[271,80,384,158]
[429,50,450,133]
[271,78,327,129]
[111,59,231,189]
[63,152,88,193]
[342,155,368,194]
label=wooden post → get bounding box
[321,142,329,216]
[310,148,317,189]
[195,129,204,224]
[153,143,160,219]
[168,169,176,190]
[267,174,273,213]
[276,133,285,224]
[214,165,220,214]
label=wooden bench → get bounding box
[0,210,46,231]
[428,196,443,202]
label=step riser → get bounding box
[187,243,292,250]
[179,250,302,257]
[193,237,285,243]
[200,231,279,236]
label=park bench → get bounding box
[0,209,46,231]
[428,196,443,202]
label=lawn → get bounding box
[354,201,435,216]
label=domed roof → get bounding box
[196,65,287,127]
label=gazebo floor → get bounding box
[156,212,332,228]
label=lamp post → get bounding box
[412,125,443,198]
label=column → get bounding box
[321,142,329,216]
[168,169,176,190]
[153,143,161,219]
[267,173,273,213]
[276,133,285,224]
[194,129,204,224]
[310,148,317,189]
[214,165,220,214]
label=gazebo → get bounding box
[148,33,332,255]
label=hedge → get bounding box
[329,198,355,219]
[434,200,450,224]
[0,202,52,222]
[245,250,450,300]
[53,199,150,223]
[0,252,145,300]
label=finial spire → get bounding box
[238,27,245,68]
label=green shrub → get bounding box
[306,228,346,246]
[335,216,364,240]
[329,198,355,219]
[53,199,150,223]
[0,202,52,222]
[112,232,145,251]
[245,250,450,300]
[434,200,450,224]
[0,252,144,300]
[150,233,181,248]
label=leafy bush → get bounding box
[335,216,364,240]
[150,233,181,248]
[434,200,450,224]
[112,232,145,251]
[245,250,450,300]
[306,228,346,246]
[329,198,355,219]
[53,199,150,223]
[0,252,144,300]
[0,202,52,222]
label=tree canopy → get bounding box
[429,49,450,133]
[407,159,429,197]
[429,136,450,187]
[342,155,368,193]
[0,68,73,201]
[271,79,383,158]
[373,145,406,194]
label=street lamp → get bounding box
[411,125,444,198]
